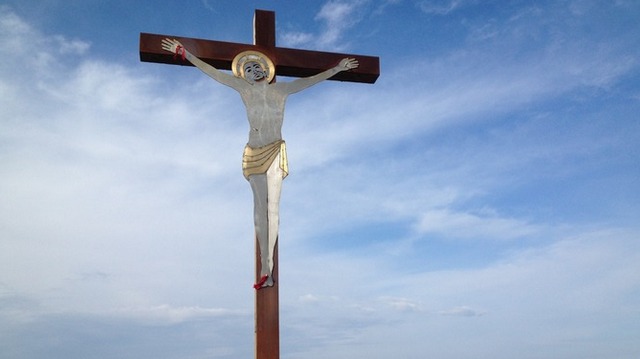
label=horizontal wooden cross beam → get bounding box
[139,11,379,84]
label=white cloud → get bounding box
[438,305,486,316]
[373,0,403,14]
[52,35,90,55]
[279,31,314,48]
[298,293,321,303]
[415,209,538,240]
[201,0,217,13]
[317,0,361,27]
[0,6,31,43]
[0,8,254,320]
[417,0,470,15]
[279,229,640,358]
[280,0,366,50]
[113,304,247,324]
[380,296,423,312]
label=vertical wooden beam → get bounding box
[253,12,280,359]
[255,239,279,359]
[253,10,276,51]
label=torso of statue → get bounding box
[239,82,288,148]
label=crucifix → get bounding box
[140,9,379,359]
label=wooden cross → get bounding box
[139,9,379,359]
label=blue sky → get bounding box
[1,0,639,358]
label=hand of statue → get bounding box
[339,58,359,71]
[161,38,184,55]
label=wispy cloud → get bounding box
[438,305,486,316]
[380,296,423,312]
[280,0,367,50]
[113,304,247,324]
[417,0,472,15]
[0,7,254,318]
[415,209,538,240]
[315,0,365,48]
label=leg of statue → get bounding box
[249,154,284,288]
[265,154,284,286]
[249,173,269,287]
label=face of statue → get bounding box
[244,62,267,83]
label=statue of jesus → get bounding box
[161,38,359,289]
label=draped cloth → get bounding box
[242,140,288,180]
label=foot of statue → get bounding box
[254,274,274,289]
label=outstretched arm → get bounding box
[282,58,359,94]
[161,38,245,90]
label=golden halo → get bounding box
[232,50,275,83]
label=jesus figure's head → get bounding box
[243,62,267,83]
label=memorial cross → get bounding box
[139,9,379,359]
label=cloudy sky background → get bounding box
[1,1,639,358]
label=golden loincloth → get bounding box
[242,140,288,180]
